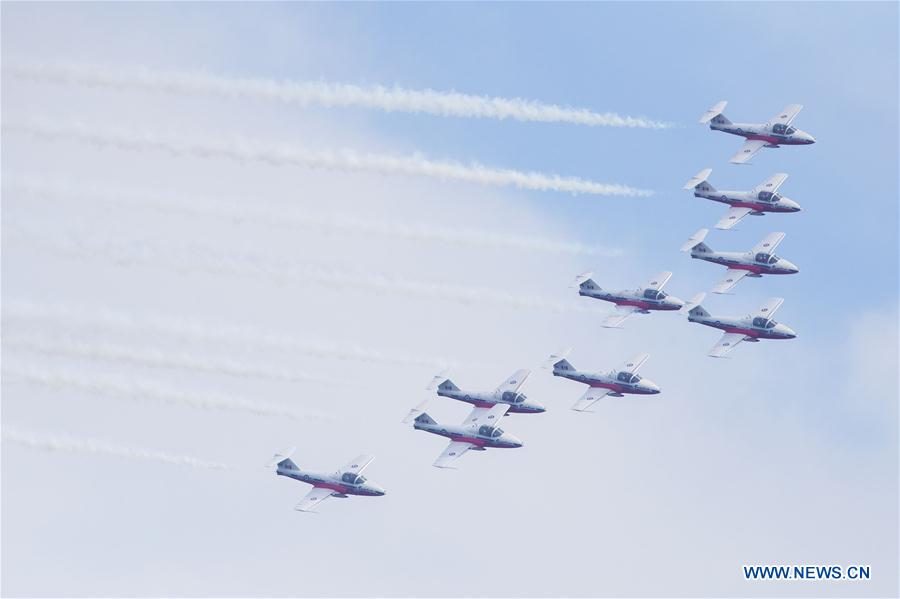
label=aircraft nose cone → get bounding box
[372,485,386,496]
[508,435,524,448]
[530,402,547,413]
[784,327,797,339]
[783,198,802,212]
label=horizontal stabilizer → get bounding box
[699,101,728,124]
[544,348,573,370]
[683,168,713,190]
[684,292,707,312]
[425,368,451,391]
[570,271,594,288]
[680,228,710,252]
[266,447,296,468]
[402,399,431,423]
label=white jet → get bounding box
[687,294,797,358]
[573,270,689,328]
[683,169,802,230]
[545,349,660,412]
[699,101,815,164]
[681,229,799,294]
[410,403,523,469]
[267,450,385,512]
[403,368,544,424]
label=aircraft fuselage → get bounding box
[688,313,796,340]
[436,388,545,414]
[552,368,660,395]
[709,121,815,146]
[691,250,799,275]
[693,187,801,215]
[276,466,385,496]
[579,288,683,312]
[413,419,523,449]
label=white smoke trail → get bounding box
[3,300,452,369]
[2,334,335,385]
[3,366,335,422]
[2,119,653,197]
[4,60,672,129]
[5,227,603,315]
[4,178,621,257]
[2,427,232,470]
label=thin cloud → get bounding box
[6,227,602,314]
[3,300,453,369]
[2,334,335,385]
[3,119,654,197]
[2,427,233,470]
[5,60,673,129]
[4,178,621,257]
[4,366,336,422]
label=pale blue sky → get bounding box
[2,2,897,597]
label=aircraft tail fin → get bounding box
[414,412,437,426]
[402,400,430,423]
[545,348,575,373]
[572,271,600,292]
[425,368,456,391]
[699,100,730,125]
[683,168,715,192]
[687,293,709,318]
[681,228,712,254]
[267,447,298,470]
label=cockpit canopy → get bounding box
[500,391,526,404]
[772,123,797,135]
[616,371,642,384]
[752,316,777,329]
[755,252,779,264]
[643,289,668,301]
[478,424,503,438]
[757,191,782,203]
[341,472,366,485]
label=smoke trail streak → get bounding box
[3,366,335,422]
[4,178,621,257]
[4,61,672,129]
[5,228,603,315]
[2,334,335,385]
[2,427,232,470]
[3,300,452,369]
[2,120,653,197]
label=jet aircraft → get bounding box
[545,350,660,412]
[411,403,523,468]
[573,271,687,328]
[404,368,543,424]
[687,294,797,358]
[681,229,798,294]
[683,169,801,230]
[699,101,815,164]
[268,450,385,512]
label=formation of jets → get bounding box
[270,101,813,510]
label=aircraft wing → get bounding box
[715,206,753,230]
[751,232,786,255]
[753,173,789,195]
[602,305,637,328]
[493,368,532,395]
[712,268,749,294]
[645,271,673,291]
[768,104,803,127]
[433,441,476,469]
[708,332,746,358]
[572,387,611,412]
[730,139,767,164]
[619,352,650,374]
[295,486,335,512]
[340,454,375,476]
[756,297,785,319]
[461,402,510,429]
